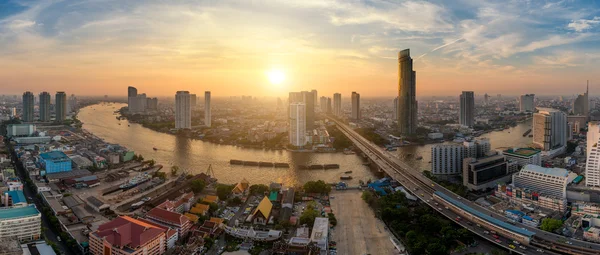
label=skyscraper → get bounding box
[397,49,417,135]
[320,96,327,112]
[327,97,332,114]
[22,91,34,122]
[573,81,589,117]
[302,91,315,130]
[484,93,490,105]
[333,93,341,116]
[519,94,535,112]
[311,89,318,107]
[289,103,306,147]
[393,97,399,120]
[68,94,77,113]
[55,92,67,122]
[127,86,137,111]
[351,92,360,120]
[459,91,475,127]
[533,108,567,151]
[39,92,51,122]
[205,91,211,127]
[191,94,197,109]
[175,91,191,129]
[586,122,600,187]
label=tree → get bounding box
[303,180,331,194]
[328,212,337,226]
[249,184,269,195]
[216,184,234,200]
[171,165,180,177]
[190,179,206,193]
[299,207,319,226]
[136,154,144,162]
[208,202,219,214]
[153,171,167,180]
[148,159,156,167]
[541,218,563,232]
[228,197,242,206]
[426,242,447,255]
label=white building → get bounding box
[175,91,192,129]
[499,148,541,168]
[519,94,535,112]
[533,108,567,151]
[289,103,306,147]
[0,205,41,242]
[431,144,465,175]
[6,124,36,137]
[310,217,329,254]
[463,139,490,158]
[586,122,600,187]
[205,91,211,127]
[512,164,570,199]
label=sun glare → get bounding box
[267,69,286,85]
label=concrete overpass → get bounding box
[333,120,600,255]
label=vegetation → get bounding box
[299,202,320,226]
[356,128,387,146]
[190,179,206,193]
[132,154,144,162]
[227,197,242,206]
[540,218,563,233]
[216,184,234,200]
[327,212,337,226]
[147,159,156,167]
[423,171,468,197]
[153,171,167,181]
[327,126,353,149]
[249,184,269,195]
[362,190,474,254]
[170,165,179,177]
[303,180,331,194]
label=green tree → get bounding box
[170,165,180,177]
[249,184,269,195]
[228,197,242,206]
[153,171,167,180]
[208,202,219,214]
[328,212,337,226]
[216,184,234,200]
[541,218,563,232]
[299,207,319,226]
[148,159,156,167]
[190,179,206,193]
[303,180,331,194]
[426,242,447,255]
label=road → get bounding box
[334,120,600,255]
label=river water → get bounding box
[79,103,532,185]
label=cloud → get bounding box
[567,17,600,32]
[7,20,36,30]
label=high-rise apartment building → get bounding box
[397,49,417,135]
[463,139,490,158]
[68,94,77,113]
[431,144,464,175]
[393,97,399,120]
[459,91,475,127]
[333,93,341,116]
[175,91,191,129]
[326,97,332,114]
[533,108,567,151]
[512,164,569,199]
[586,122,600,187]
[351,92,360,120]
[205,91,211,127]
[39,92,51,122]
[311,89,318,107]
[289,103,306,147]
[127,86,137,111]
[519,94,535,112]
[22,91,34,122]
[302,91,315,130]
[55,91,67,122]
[191,94,197,109]
[573,82,589,117]
[320,96,328,112]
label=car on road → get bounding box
[492,235,499,239]
[519,246,527,250]
[513,240,520,245]
[509,244,516,249]
[483,231,489,234]
[444,206,449,210]
[495,239,502,243]
[455,217,461,221]
[57,236,61,242]
[536,248,545,253]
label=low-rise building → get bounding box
[310,217,329,254]
[39,151,72,175]
[0,205,41,242]
[145,207,191,238]
[251,196,273,225]
[89,216,167,255]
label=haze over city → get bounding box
[1,0,599,96]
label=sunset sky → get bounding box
[0,0,599,97]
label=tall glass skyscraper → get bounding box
[397,49,417,135]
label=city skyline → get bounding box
[0,1,599,96]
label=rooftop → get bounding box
[253,196,273,220]
[5,190,26,204]
[0,205,40,220]
[39,151,69,161]
[522,164,569,178]
[95,216,165,249]
[536,107,562,113]
[504,148,541,157]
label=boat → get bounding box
[153,147,158,151]
[340,175,353,180]
[344,171,353,174]
[120,173,152,190]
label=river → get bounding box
[78,103,533,185]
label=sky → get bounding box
[0,0,599,97]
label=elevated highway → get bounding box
[333,120,600,255]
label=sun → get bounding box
[266,69,286,85]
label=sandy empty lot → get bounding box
[329,189,401,255]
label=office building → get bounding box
[289,103,306,147]
[175,91,191,129]
[573,82,589,117]
[0,205,41,242]
[586,122,600,187]
[431,144,465,175]
[397,49,418,135]
[320,96,328,112]
[351,92,360,120]
[519,94,535,112]
[191,94,197,109]
[460,91,475,127]
[22,92,34,122]
[302,91,315,130]
[512,164,570,199]
[463,154,518,191]
[6,124,36,138]
[40,151,72,174]
[333,93,341,116]
[55,92,67,122]
[533,108,567,151]
[326,97,332,114]
[393,97,398,120]
[39,92,51,122]
[89,216,167,255]
[205,91,211,127]
[500,148,541,168]
[496,183,567,212]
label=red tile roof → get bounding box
[147,207,190,226]
[95,216,165,249]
